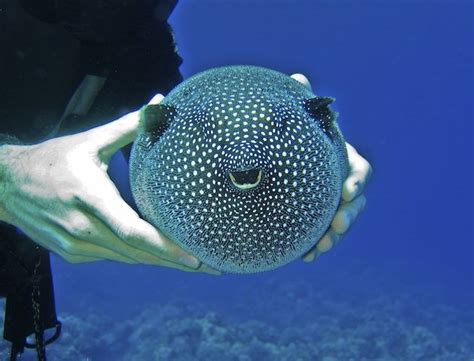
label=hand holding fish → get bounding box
[303,142,372,261]
[0,95,217,274]
[0,73,370,272]
[290,74,373,262]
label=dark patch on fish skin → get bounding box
[137,103,175,150]
[304,96,348,176]
[304,96,337,139]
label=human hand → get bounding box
[290,73,372,262]
[303,142,371,261]
[0,95,218,274]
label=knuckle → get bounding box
[153,240,167,255]
[66,213,92,237]
[115,222,145,245]
[71,193,84,205]
[57,190,88,208]
[113,223,133,240]
[56,189,75,203]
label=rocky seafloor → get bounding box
[1,273,473,361]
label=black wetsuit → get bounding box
[0,0,183,357]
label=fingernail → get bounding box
[303,253,315,262]
[180,256,200,269]
[200,264,222,276]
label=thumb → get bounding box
[90,94,164,162]
[291,73,312,91]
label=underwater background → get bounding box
[1,0,473,360]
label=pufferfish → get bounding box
[130,65,348,273]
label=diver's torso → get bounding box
[0,0,183,142]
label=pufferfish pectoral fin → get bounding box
[137,103,176,149]
[304,96,339,140]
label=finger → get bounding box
[57,214,211,270]
[148,93,164,105]
[89,109,141,163]
[68,205,198,267]
[198,264,222,276]
[42,237,102,264]
[55,231,139,264]
[342,143,372,202]
[31,188,192,267]
[53,228,215,271]
[146,257,201,272]
[303,228,341,262]
[146,259,221,275]
[302,249,320,262]
[20,210,140,264]
[159,261,221,275]
[88,94,165,162]
[82,177,201,269]
[15,193,206,270]
[317,229,340,253]
[16,221,103,264]
[291,73,312,91]
[59,214,201,268]
[53,251,101,264]
[331,195,367,235]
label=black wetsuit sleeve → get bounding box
[1,0,183,141]
[20,0,183,78]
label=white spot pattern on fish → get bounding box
[130,66,348,273]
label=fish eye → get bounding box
[229,168,263,190]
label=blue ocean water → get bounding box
[1,1,472,360]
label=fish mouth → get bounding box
[229,168,263,190]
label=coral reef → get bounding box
[0,282,474,361]
[1,276,473,361]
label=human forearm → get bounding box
[0,135,24,223]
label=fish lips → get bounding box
[228,167,264,191]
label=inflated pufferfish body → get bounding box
[130,65,348,273]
